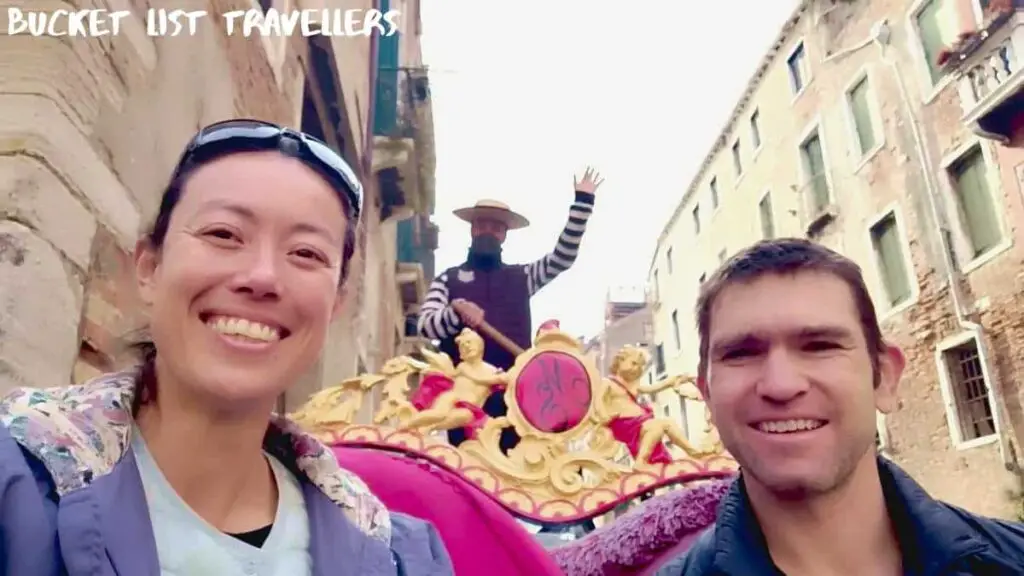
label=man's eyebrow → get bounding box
[710,333,764,356]
[709,326,855,355]
[796,326,855,341]
[194,199,337,242]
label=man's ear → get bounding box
[697,370,717,427]
[134,238,159,307]
[875,344,906,414]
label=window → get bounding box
[787,41,809,94]
[759,192,775,239]
[799,129,830,212]
[651,269,660,301]
[847,75,877,155]
[870,212,912,307]
[671,310,681,350]
[692,204,702,234]
[666,247,674,273]
[941,337,996,442]
[914,0,959,85]
[710,177,720,209]
[698,272,706,285]
[948,146,1001,257]
[732,141,743,176]
[653,343,666,375]
[750,110,761,149]
[677,395,689,437]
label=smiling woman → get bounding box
[0,119,453,576]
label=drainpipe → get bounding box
[353,0,381,371]
[363,0,381,179]
[872,25,1015,470]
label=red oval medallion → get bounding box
[514,351,592,433]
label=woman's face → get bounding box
[135,151,349,410]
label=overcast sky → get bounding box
[420,0,800,339]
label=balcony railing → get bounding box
[375,66,431,139]
[396,214,438,281]
[799,172,837,237]
[946,8,1023,139]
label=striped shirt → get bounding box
[417,192,595,341]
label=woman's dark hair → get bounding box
[129,150,359,414]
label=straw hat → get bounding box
[452,199,530,230]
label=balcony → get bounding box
[373,62,437,220]
[798,172,837,238]
[395,214,439,312]
[944,6,1024,142]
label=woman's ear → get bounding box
[134,238,160,307]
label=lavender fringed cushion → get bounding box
[550,479,733,576]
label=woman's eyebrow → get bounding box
[193,199,338,242]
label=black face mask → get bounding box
[470,234,502,256]
[468,235,503,269]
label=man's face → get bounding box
[702,271,903,497]
[471,217,508,243]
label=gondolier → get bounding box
[418,167,602,449]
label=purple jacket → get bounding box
[0,371,453,575]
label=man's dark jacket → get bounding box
[658,457,1024,575]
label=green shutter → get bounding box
[871,214,911,306]
[801,134,828,210]
[374,0,401,136]
[849,77,876,154]
[760,194,775,238]
[916,0,949,84]
[952,148,1001,256]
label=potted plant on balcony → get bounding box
[937,0,1021,69]
[936,31,983,69]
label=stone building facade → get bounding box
[647,0,1024,518]
[0,0,436,414]
[582,287,652,374]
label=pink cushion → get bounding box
[333,447,563,576]
[549,480,730,575]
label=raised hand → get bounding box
[574,166,605,195]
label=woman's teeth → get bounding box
[207,316,281,342]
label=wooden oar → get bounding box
[475,320,526,357]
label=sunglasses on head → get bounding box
[172,119,363,220]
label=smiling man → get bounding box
[660,238,1024,576]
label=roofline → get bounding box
[646,0,811,277]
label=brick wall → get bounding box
[0,0,389,406]
[802,0,1024,517]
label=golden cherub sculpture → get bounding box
[400,328,507,437]
[675,378,724,455]
[596,346,713,468]
[290,356,416,431]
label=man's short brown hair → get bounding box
[695,238,886,383]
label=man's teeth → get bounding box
[207,316,281,342]
[756,419,824,433]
